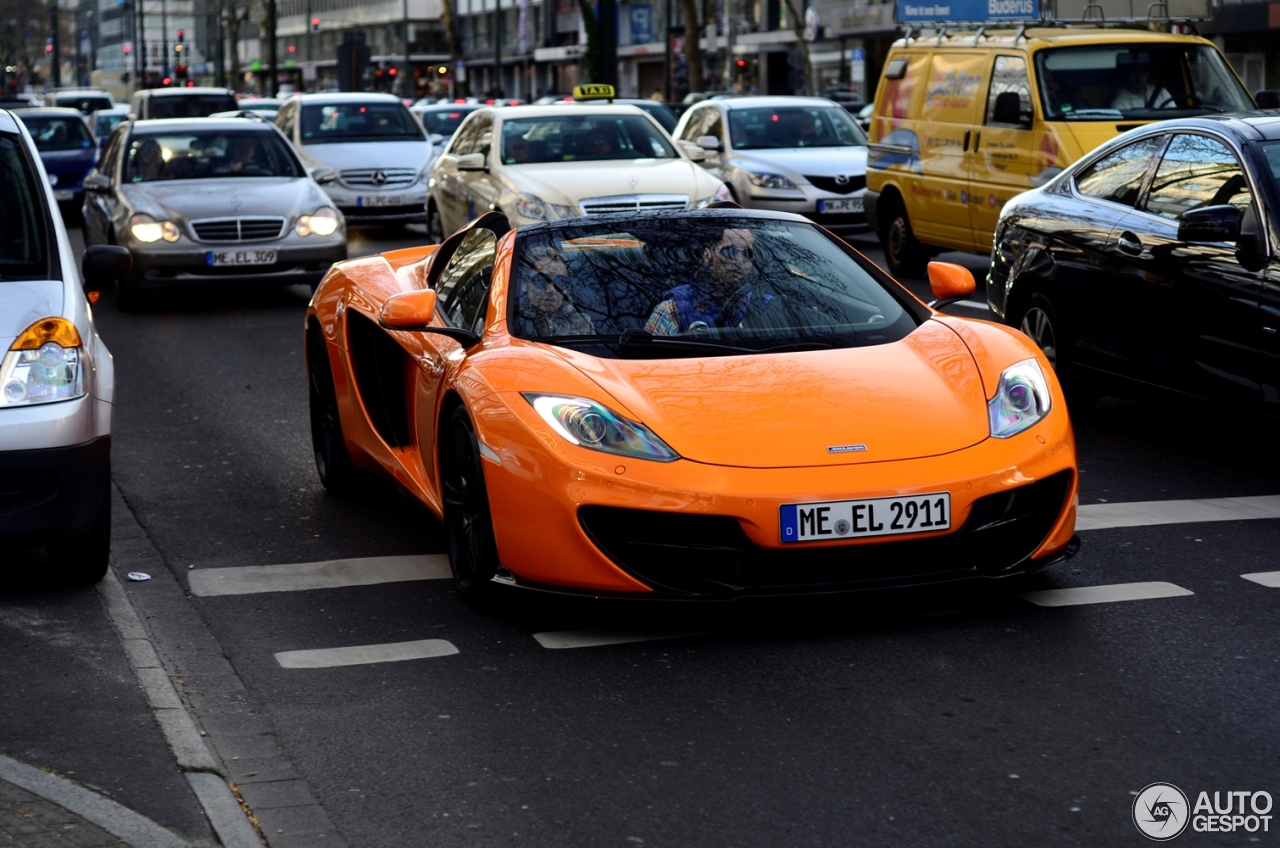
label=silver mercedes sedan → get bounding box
[82,117,346,310]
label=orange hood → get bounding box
[559,321,990,469]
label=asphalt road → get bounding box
[16,224,1280,847]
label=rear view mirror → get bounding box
[1177,204,1241,242]
[926,262,976,309]
[81,244,132,293]
[380,289,438,328]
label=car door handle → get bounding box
[963,130,971,152]
[1117,231,1144,256]
[973,131,981,151]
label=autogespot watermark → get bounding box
[1133,782,1274,840]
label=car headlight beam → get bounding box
[988,358,1052,438]
[129,213,180,243]
[297,206,340,236]
[1,317,85,407]
[523,393,679,462]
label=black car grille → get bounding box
[577,471,1073,598]
[805,174,866,194]
[191,217,286,242]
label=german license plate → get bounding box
[818,197,863,213]
[357,194,405,207]
[53,189,75,201]
[206,249,277,266]
[779,492,950,543]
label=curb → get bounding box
[101,483,348,848]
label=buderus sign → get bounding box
[895,0,1039,23]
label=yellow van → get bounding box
[864,28,1257,275]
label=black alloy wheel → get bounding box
[307,325,361,492]
[47,476,111,585]
[441,407,500,601]
[427,202,445,245]
[883,196,927,278]
[1014,292,1063,372]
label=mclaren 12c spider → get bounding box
[304,207,1079,601]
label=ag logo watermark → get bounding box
[1133,783,1274,839]
[1133,783,1190,841]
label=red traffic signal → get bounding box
[162,76,172,86]
[388,67,397,76]
[310,16,320,33]
[736,58,747,68]
[176,28,184,41]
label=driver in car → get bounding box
[645,228,759,335]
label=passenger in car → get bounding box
[645,227,758,335]
[515,245,595,336]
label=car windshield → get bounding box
[1035,45,1253,120]
[18,115,95,151]
[0,133,49,279]
[633,102,677,133]
[508,217,918,357]
[56,95,113,114]
[94,112,127,137]
[500,114,677,164]
[728,106,867,150]
[125,131,303,182]
[146,94,239,118]
[300,102,425,143]
[420,107,480,136]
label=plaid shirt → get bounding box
[643,291,753,336]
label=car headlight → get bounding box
[1,318,85,407]
[695,183,733,208]
[988,359,1052,438]
[514,193,576,222]
[129,213,180,243]
[297,207,340,236]
[523,393,679,462]
[747,172,797,190]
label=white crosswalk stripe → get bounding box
[189,554,451,596]
[275,639,459,668]
[1021,581,1194,607]
[1241,572,1280,588]
[1076,495,1280,531]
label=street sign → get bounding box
[630,3,653,45]
[896,0,1038,23]
[302,61,316,82]
[850,47,865,83]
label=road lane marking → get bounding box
[1021,581,1193,607]
[189,554,452,596]
[1242,572,1280,588]
[275,639,459,668]
[533,630,710,649]
[1077,495,1280,531]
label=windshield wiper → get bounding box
[618,329,834,355]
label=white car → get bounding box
[427,103,728,238]
[0,109,131,582]
[673,96,870,238]
[274,92,433,226]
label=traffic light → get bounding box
[388,67,397,77]
[174,43,182,56]
[310,16,321,33]
[176,28,184,42]
[162,76,172,86]
[175,64,187,82]
[736,58,747,69]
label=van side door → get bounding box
[970,54,1036,250]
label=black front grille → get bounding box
[191,217,285,242]
[578,471,1073,597]
[806,174,866,194]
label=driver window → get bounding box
[1143,134,1251,221]
[1075,136,1165,207]
[436,228,498,333]
[449,116,481,155]
[985,56,1031,125]
[679,107,710,142]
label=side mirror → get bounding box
[428,133,444,146]
[81,244,131,292]
[311,167,338,185]
[83,173,111,192]
[456,152,487,171]
[1177,204,1241,242]
[926,261,976,308]
[993,91,1030,127]
[679,140,707,162]
[380,289,438,328]
[1256,90,1280,109]
[696,134,722,152]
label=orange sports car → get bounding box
[304,207,1078,601]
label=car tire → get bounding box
[441,406,500,603]
[307,324,362,493]
[882,195,928,278]
[1010,291,1097,421]
[427,201,445,244]
[47,476,111,585]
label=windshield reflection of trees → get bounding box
[510,220,915,357]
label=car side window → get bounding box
[1074,136,1165,207]
[276,102,296,139]
[449,116,481,155]
[985,56,1031,125]
[100,129,124,182]
[1143,134,1252,221]
[436,228,498,334]
[469,116,493,160]
[679,107,709,142]
[704,108,724,142]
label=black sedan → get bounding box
[988,113,1280,415]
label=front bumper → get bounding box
[0,436,110,545]
[125,242,347,290]
[326,185,428,224]
[475,396,1078,598]
[743,187,869,236]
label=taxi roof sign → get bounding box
[573,84,616,101]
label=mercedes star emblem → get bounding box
[372,170,388,186]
